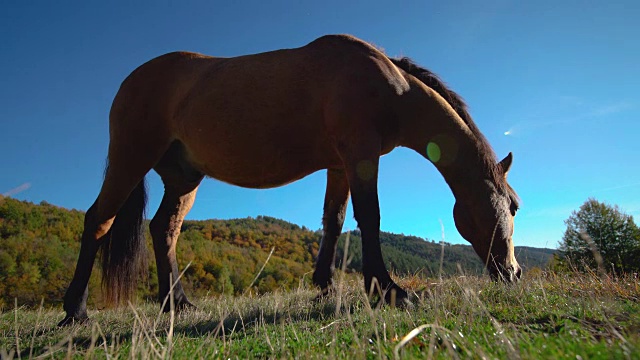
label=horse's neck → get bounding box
[398,85,491,197]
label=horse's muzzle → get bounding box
[490,264,522,283]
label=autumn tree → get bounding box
[558,198,640,273]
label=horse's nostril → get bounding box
[489,264,521,283]
[502,265,521,283]
[509,266,522,282]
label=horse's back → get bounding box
[109,35,409,188]
[111,35,403,130]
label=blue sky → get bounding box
[1,1,638,249]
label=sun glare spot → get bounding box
[426,142,441,163]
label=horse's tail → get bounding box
[100,174,148,306]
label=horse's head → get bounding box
[452,152,521,282]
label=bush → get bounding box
[557,198,640,274]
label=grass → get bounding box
[1,271,638,359]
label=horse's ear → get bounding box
[498,152,513,176]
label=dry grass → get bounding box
[1,270,638,359]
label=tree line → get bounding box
[0,196,554,309]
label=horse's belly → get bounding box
[183,133,340,189]
[196,153,333,189]
[176,92,340,188]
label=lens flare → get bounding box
[426,142,441,163]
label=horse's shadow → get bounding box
[174,297,344,338]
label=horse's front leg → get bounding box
[342,149,409,306]
[313,168,350,294]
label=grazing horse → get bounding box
[59,34,521,325]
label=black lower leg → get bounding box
[313,169,349,292]
[312,225,342,291]
[346,160,408,306]
[151,224,192,311]
[59,206,102,326]
[150,181,199,312]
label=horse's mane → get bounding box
[388,56,506,188]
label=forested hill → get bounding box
[0,197,554,308]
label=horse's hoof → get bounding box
[162,298,196,313]
[57,315,90,327]
[394,295,415,309]
[383,285,414,309]
[313,287,332,303]
[178,300,196,311]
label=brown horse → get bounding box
[59,34,521,325]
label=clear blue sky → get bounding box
[2,1,639,249]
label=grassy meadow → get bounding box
[1,270,638,359]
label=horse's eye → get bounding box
[510,199,519,216]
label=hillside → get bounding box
[0,197,554,308]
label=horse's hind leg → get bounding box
[60,162,155,325]
[59,131,171,326]
[150,142,204,311]
[312,169,349,294]
[59,201,105,325]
